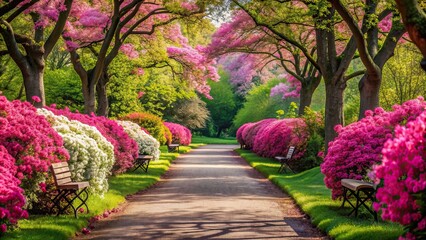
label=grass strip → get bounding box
[191,136,237,144]
[4,144,203,240]
[236,149,403,240]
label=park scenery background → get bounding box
[0,0,426,239]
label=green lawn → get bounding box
[191,135,238,144]
[3,145,201,240]
[236,149,404,240]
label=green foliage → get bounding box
[276,109,285,119]
[0,57,24,100]
[44,67,84,112]
[163,96,210,129]
[233,78,293,129]
[122,112,167,144]
[138,68,195,117]
[285,102,298,118]
[292,107,325,172]
[202,72,238,137]
[108,54,144,117]
[380,44,426,110]
[236,150,404,240]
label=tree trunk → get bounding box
[299,86,314,116]
[22,63,45,108]
[96,72,109,116]
[324,79,345,152]
[216,127,222,138]
[298,76,321,115]
[82,71,96,114]
[358,73,381,119]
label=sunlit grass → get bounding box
[236,149,404,240]
[191,136,237,144]
[3,145,200,240]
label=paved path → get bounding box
[78,145,325,240]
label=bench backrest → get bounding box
[286,146,295,159]
[51,162,72,187]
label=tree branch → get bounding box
[44,0,73,58]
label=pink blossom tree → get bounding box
[0,0,73,107]
[65,0,216,115]
[206,10,320,115]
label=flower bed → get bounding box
[38,109,115,195]
[0,146,27,233]
[0,97,69,205]
[117,120,161,160]
[47,107,138,175]
[164,122,192,145]
[321,97,426,199]
[374,111,426,239]
[253,118,308,159]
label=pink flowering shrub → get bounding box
[0,146,27,233]
[164,122,192,146]
[321,97,426,199]
[243,119,276,149]
[0,97,69,205]
[236,123,253,147]
[374,111,426,239]
[47,107,139,175]
[252,118,309,161]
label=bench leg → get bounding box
[342,187,377,221]
[133,159,150,173]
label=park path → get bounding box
[78,145,325,240]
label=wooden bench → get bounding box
[50,162,90,218]
[275,146,295,173]
[341,179,377,221]
[167,143,180,153]
[132,154,153,173]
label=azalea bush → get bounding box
[38,109,114,195]
[117,120,161,160]
[374,112,426,240]
[252,118,309,161]
[0,146,27,233]
[122,112,167,144]
[47,107,138,175]
[164,122,192,145]
[0,97,69,205]
[321,97,426,199]
[242,119,276,149]
[236,122,253,148]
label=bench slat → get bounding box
[52,166,70,174]
[56,177,73,185]
[341,179,374,191]
[54,172,72,180]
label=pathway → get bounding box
[78,145,325,240]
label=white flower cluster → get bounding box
[117,120,161,160]
[37,109,115,196]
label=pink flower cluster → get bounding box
[270,76,301,99]
[47,107,139,175]
[0,96,68,231]
[321,97,426,199]
[374,111,426,238]
[237,118,309,159]
[0,146,27,232]
[236,122,253,147]
[164,122,192,146]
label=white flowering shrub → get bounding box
[117,120,161,160]
[38,109,115,196]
